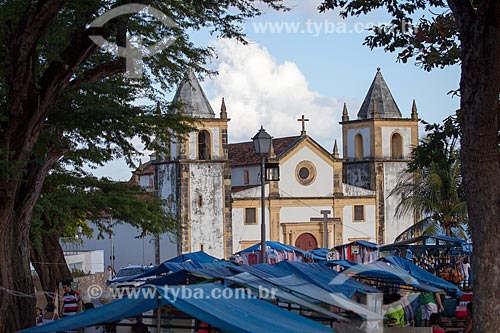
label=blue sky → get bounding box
[95,1,461,180]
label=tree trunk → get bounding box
[0,186,37,331]
[0,159,57,331]
[31,232,72,303]
[456,1,500,332]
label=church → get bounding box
[140,69,419,259]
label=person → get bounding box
[429,313,445,333]
[464,302,473,333]
[38,302,59,328]
[462,257,471,288]
[35,307,43,326]
[83,303,104,333]
[384,293,405,327]
[420,291,444,326]
[400,293,415,327]
[60,280,81,317]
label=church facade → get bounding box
[147,69,418,259]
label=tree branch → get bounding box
[7,0,68,116]
[69,60,126,89]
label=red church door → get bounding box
[295,233,318,251]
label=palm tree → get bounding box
[390,156,469,242]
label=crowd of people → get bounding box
[382,263,473,333]
[34,280,149,333]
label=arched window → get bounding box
[355,134,364,161]
[198,130,211,160]
[391,132,403,159]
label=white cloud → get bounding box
[204,38,342,151]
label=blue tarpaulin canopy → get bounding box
[380,235,466,251]
[225,264,382,320]
[22,284,334,333]
[334,240,379,250]
[275,261,379,297]
[303,248,329,261]
[108,252,227,284]
[327,260,359,268]
[165,250,220,263]
[236,241,304,255]
[381,256,461,296]
[330,260,442,292]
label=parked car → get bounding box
[107,265,150,297]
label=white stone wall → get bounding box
[342,205,377,243]
[189,163,225,258]
[383,162,414,244]
[279,146,333,197]
[187,127,221,160]
[158,164,178,215]
[381,127,413,159]
[347,127,371,160]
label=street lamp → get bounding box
[252,126,272,264]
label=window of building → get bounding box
[198,130,211,160]
[198,194,203,208]
[355,134,364,161]
[391,132,403,159]
[243,169,250,185]
[245,208,257,224]
[354,205,365,221]
[295,161,316,186]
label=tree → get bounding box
[391,115,469,241]
[0,1,286,330]
[391,153,468,241]
[30,168,176,302]
[319,1,499,330]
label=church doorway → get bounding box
[295,233,318,251]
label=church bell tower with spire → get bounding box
[341,68,419,244]
[156,71,232,259]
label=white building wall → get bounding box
[189,163,225,258]
[384,162,414,244]
[139,174,154,189]
[381,127,413,159]
[187,128,221,160]
[231,207,269,253]
[79,221,178,270]
[342,205,377,243]
[347,127,371,160]
[231,165,260,187]
[158,164,178,215]
[170,138,178,160]
[280,206,333,223]
[279,146,333,197]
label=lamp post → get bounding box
[252,126,272,264]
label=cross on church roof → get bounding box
[297,114,309,136]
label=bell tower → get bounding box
[157,71,232,258]
[341,68,419,244]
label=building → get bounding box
[341,68,419,244]
[155,71,233,259]
[137,68,418,259]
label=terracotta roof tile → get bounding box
[228,136,302,167]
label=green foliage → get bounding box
[0,0,287,243]
[30,167,178,250]
[409,114,461,172]
[318,0,460,71]
[390,116,468,241]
